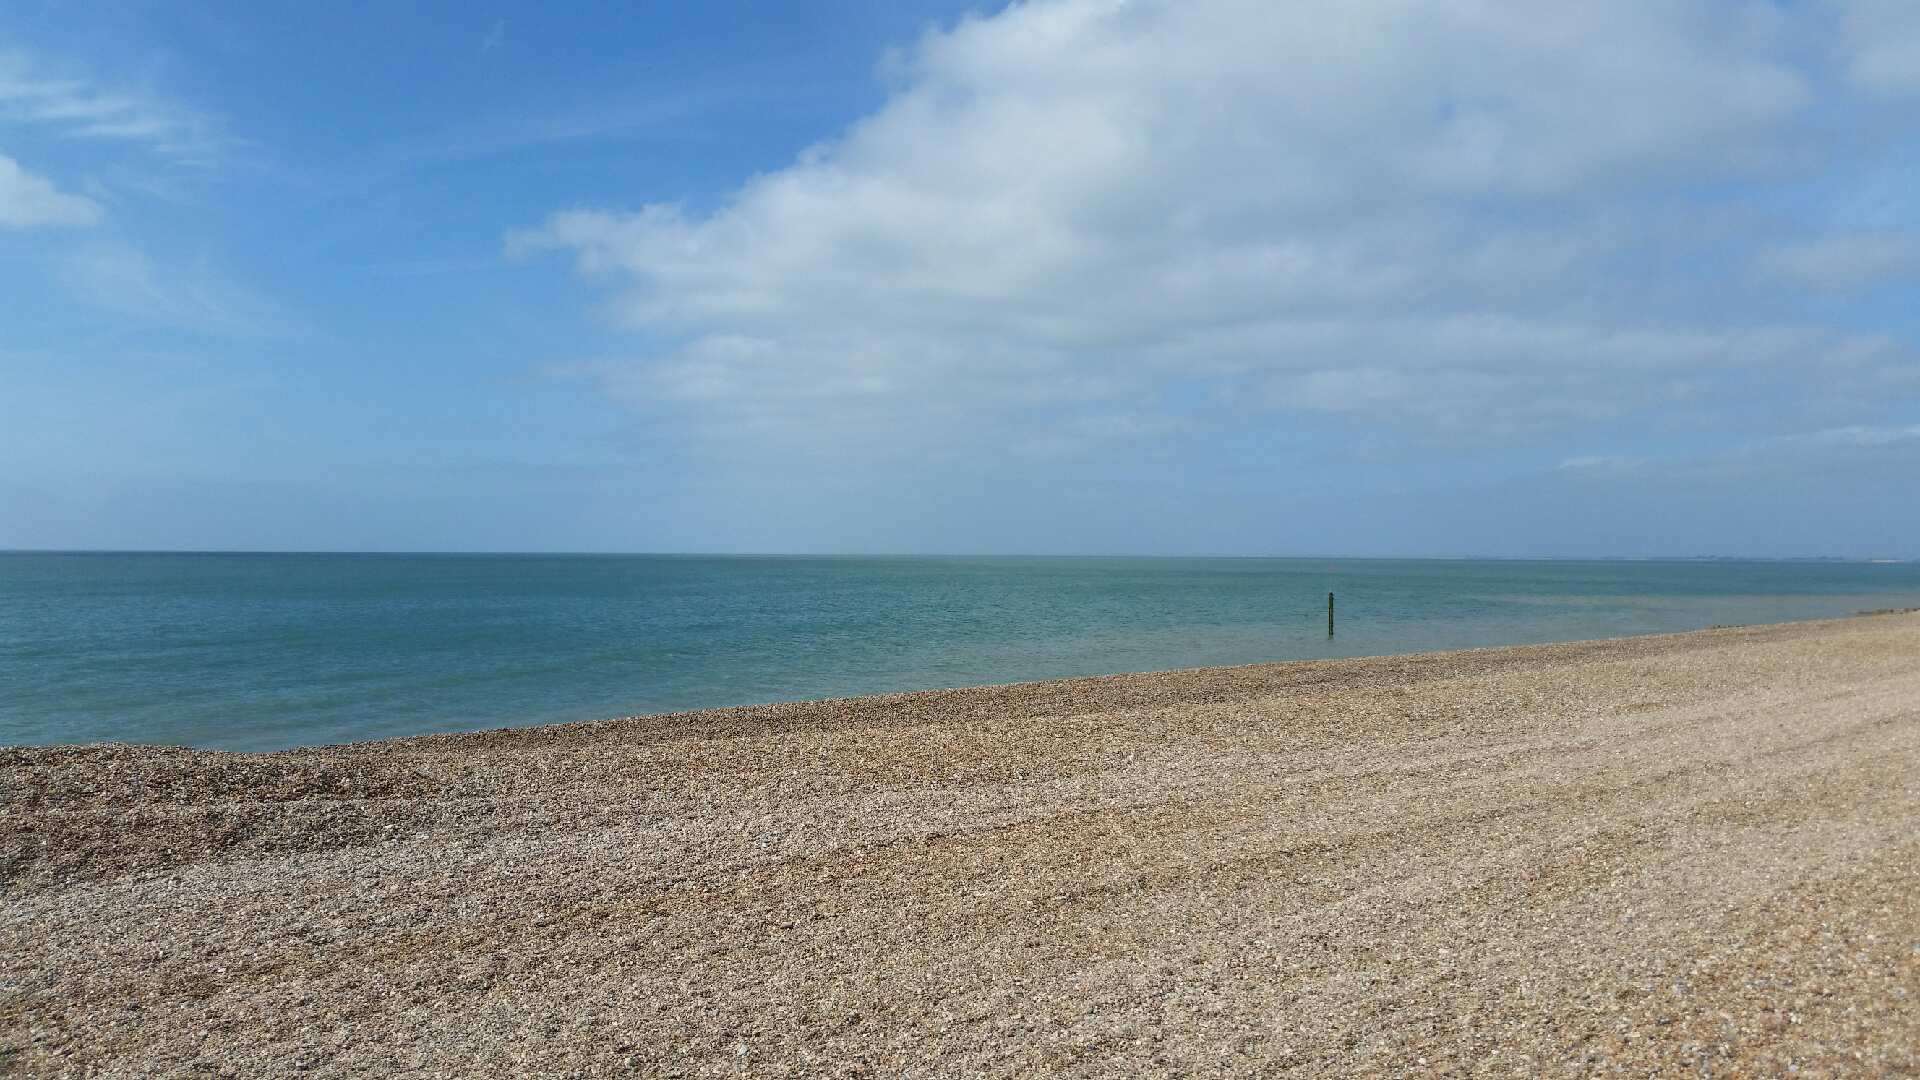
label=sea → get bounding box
[4,552,1918,751]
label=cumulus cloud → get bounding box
[517,0,1914,467]
[0,152,101,227]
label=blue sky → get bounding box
[2,1,1918,556]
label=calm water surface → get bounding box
[4,553,1918,750]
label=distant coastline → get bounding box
[0,548,1913,562]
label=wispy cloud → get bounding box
[394,89,742,173]
[0,152,101,227]
[0,49,223,163]
[1556,455,1644,474]
[1757,231,1919,289]
[1836,0,1920,96]
[55,246,296,338]
[1793,423,1920,447]
[480,19,506,56]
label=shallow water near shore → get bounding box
[5,552,1920,751]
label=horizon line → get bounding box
[1,548,1911,563]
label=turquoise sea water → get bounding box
[4,552,1919,751]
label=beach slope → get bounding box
[6,613,1919,1076]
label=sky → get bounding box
[2,0,1917,557]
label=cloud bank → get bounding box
[511,0,1918,549]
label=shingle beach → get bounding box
[6,612,1919,1077]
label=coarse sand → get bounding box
[5,613,1919,1076]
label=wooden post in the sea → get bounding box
[1328,592,1335,637]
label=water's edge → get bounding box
[26,608,1914,756]
[8,553,1920,751]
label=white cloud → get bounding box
[0,152,101,227]
[1759,231,1919,289]
[516,0,1907,464]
